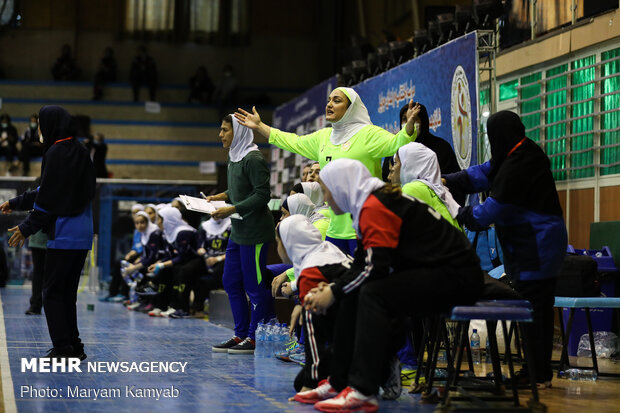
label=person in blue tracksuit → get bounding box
[2,105,95,360]
[444,110,567,386]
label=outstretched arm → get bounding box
[234,106,271,139]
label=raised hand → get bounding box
[406,100,421,124]
[234,106,262,129]
[0,201,12,215]
[8,226,25,248]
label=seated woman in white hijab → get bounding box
[390,142,461,230]
[276,215,352,395]
[290,181,330,220]
[271,193,331,297]
[147,206,204,318]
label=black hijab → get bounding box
[36,106,96,216]
[487,111,563,217]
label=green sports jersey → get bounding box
[402,181,462,231]
[270,125,416,239]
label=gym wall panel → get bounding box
[600,185,620,222]
[569,188,594,248]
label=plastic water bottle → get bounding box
[485,336,491,363]
[470,329,481,364]
[256,322,265,341]
[559,369,598,381]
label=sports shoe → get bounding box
[169,309,191,319]
[212,336,243,353]
[401,369,417,387]
[293,379,337,404]
[228,337,256,354]
[148,308,163,317]
[42,345,87,362]
[25,307,41,315]
[274,340,303,362]
[109,294,127,303]
[126,302,141,311]
[138,304,154,313]
[314,386,379,413]
[160,307,177,318]
[381,355,402,400]
[289,350,306,366]
[135,282,158,296]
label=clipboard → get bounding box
[179,195,242,220]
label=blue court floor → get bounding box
[0,287,433,413]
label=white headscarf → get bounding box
[398,142,460,218]
[131,204,144,214]
[319,159,385,233]
[279,215,350,278]
[144,204,158,222]
[201,217,231,236]
[329,87,372,146]
[301,181,324,207]
[158,206,196,243]
[285,193,324,224]
[135,211,159,245]
[156,203,168,211]
[229,115,259,162]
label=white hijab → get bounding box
[201,217,231,236]
[279,215,350,278]
[285,193,324,224]
[229,115,259,162]
[329,87,372,146]
[319,158,385,234]
[131,203,144,214]
[144,203,158,222]
[135,211,159,245]
[301,181,324,207]
[398,142,460,218]
[158,206,195,243]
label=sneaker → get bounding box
[401,369,417,387]
[42,345,87,362]
[126,302,141,311]
[293,379,338,404]
[228,337,256,354]
[138,304,154,313]
[381,355,402,400]
[314,387,379,413]
[289,350,306,366]
[212,336,243,353]
[160,307,177,318]
[109,294,127,303]
[25,307,41,315]
[148,308,163,317]
[169,309,191,319]
[274,340,302,362]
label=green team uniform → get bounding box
[269,125,416,240]
[402,181,462,230]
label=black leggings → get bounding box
[170,257,207,312]
[43,249,88,349]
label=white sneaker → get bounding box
[160,307,176,317]
[148,308,162,317]
[293,379,338,404]
[314,386,378,412]
[126,302,140,311]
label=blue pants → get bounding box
[325,237,357,257]
[266,263,292,276]
[222,240,275,341]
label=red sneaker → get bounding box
[293,379,338,404]
[314,387,379,413]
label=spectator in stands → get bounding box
[208,114,275,355]
[235,87,420,256]
[214,65,239,117]
[51,44,80,81]
[277,215,352,394]
[392,142,461,229]
[84,132,108,178]
[297,159,483,411]
[188,66,214,104]
[3,105,95,361]
[194,216,231,317]
[130,45,158,102]
[0,113,19,174]
[306,162,321,183]
[444,111,568,388]
[93,47,118,101]
[19,114,43,176]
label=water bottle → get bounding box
[485,336,491,363]
[470,329,481,364]
[255,322,265,342]
[559,369,598,381]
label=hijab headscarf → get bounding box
[229,115,259,162]
[35,105,95,216]
[131,204,145,214]
[283,193,324,223]
[279,215,350,278]
[398,142,460,218]
[319,158,385,233]
[158,206,195,243]
[201,216,231,236]
[487,111,563,217]
[136,211,159,245]
[300,181,324,207]
[329,87,372,146]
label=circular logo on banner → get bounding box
[451,65,472,169]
